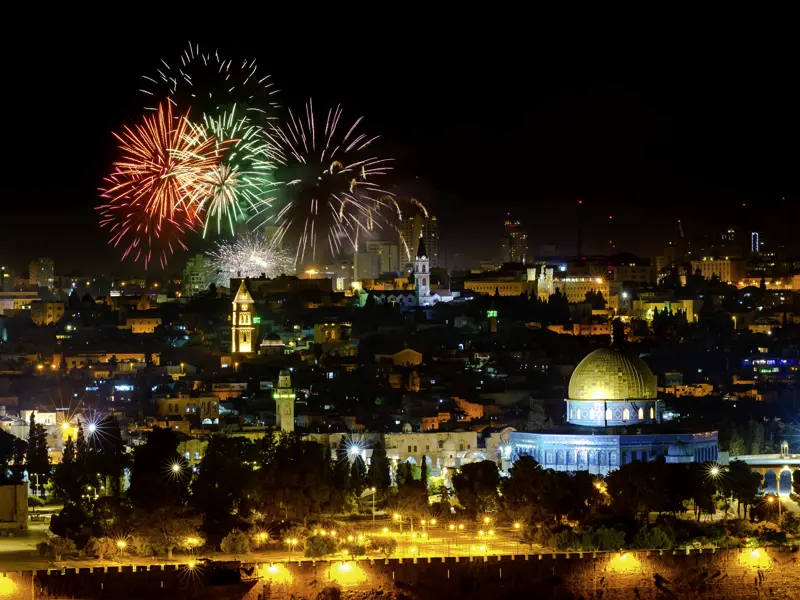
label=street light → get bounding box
[710,466,720,477]
[172,463,182,473]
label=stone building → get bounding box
[492,345,718,476]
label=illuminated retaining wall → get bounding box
[7,546,800,599]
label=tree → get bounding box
[304,535,338,558]
[349,455,367,495]
[86,537,119,561]
[687,463,716,522]
[727,460,762,518]
[26,412,50,495]
[8,436,27,484]
[143,513,201,560]
[369,537,397,557]
[51,436,83,503]
[191,436,258,541]
[95,416,129,497]
[750,420,765,455]
[220,529,250,556]
[606,460,661,523]
[395,461,428,517]
[452,460,500,517]
[728,432,746,456]
[419,455,429,504]
[0,430,23,485]
[366,443,391,490]
[129,427,186,512]
[501,456,545,522]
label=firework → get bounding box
[184,106,280,237]
[140,42,278,119]
[261,99,396,265]
[106,102,221,219]
[98,171,198,269]
[207,233,295,288]
[98,103,224,268]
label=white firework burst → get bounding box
[207,233,295,288]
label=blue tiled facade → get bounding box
[506,430,719,476]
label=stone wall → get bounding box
[5,546,799,599]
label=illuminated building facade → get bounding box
[399,214,438,269]
[689,258,746,284]
[537,274,611,303]
[29,258,54,289]
[273,370,296,433]
[414,236,432,306]
[30,301,64,326]
[501,214,528,263]
[156,394,219,421]
[182,254,213,297]
[126,316,162,334]
[231,280,255,355]
[496,346,718,476]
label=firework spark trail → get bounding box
[182,105,280,237]
[258,99,396,265]
[105,103,220,220]
[207,233,295,288]
[141,41,279,118]
[97,103,222,268]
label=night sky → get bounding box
[2,25,798,275]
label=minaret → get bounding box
[273,369,296,432]
[231,280,255,355]
[414,236,431,306]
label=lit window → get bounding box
[622,408,630,421]
[606,408,612,420]
[576,408,582,419]
[589,408,595,419]
[638,408,644,420]
[650,407,655,419]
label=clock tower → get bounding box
[231,280,255,355]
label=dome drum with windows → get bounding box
[565,348,660,427]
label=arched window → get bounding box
[622,408,630,421]
[605,408,612,420]
[569,409,574,420]
[589,408,595,420]
[650,407,655,419]
[576,408,582,419]
[638,408,644,420]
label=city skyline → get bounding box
[2,30,798,274]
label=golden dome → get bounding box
[568,348,657,400]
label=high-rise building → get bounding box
[364,241,400,274]
[0,266,13,292]
[231,280,255,355]
[182,254,213,297]
[29,258,54,289]
[399,215,438,270]
[354,251,381,281]
[501,214,528,264]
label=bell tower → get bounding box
[414,236,431,306]
[231,280,255,355]
[273,369,296,432]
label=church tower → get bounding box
[273,369,296,432]
[231,280,255,355]
[414,236,431,306]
